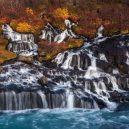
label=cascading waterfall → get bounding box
[0,22,129,110]
[52,30,129,110]
[40,19,77,44]
[37,91,48,109]
[126,51,129,65]
[2,24,38,56]
[99,53,108,62]
[66,89,74,109]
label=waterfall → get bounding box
[37,91,48,108]
[1,22,129,111]
[2,24,38,56]
[54,53,65,65]
[84,54,99,79]
[12,91,18,110]
[109,76,120,91]
[126,51,129,65]
[61,52,74,69]
[66,89,74,109]
[5,91,13,110]
[40,19,77,44]
[99,53,108,62]
[113,68,119,74]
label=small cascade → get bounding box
[54,53,65,65]
[126,51,129,65]
[40,19,77,44]
[66,89,74,109]
[2,24,38,56]
[97,25,104,38]
[113,68,119,74]
[40,23,59,43]
[61,52,74,69]
[93,100,99,109]
[54,50,91,70]
[99,53,108,62]
[37,91,48,108]
[85,53,99,79]
[109,76,120,91]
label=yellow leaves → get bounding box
[53,8,79,30]
[0,50,16,64]
[53,8,79,21]
[0,37,16,64]
[67,39,83,48]
[26,8,34,15]
[10,20,18,29]
[53,8,69,19]
[45,54,52,60]
[121,29,129,34]
[16,22,35,33]
[11,20,42,35]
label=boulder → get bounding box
[17,56,34,64]
[38,51,46,62]
[38,76,48,86]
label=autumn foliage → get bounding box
[0,0,129,63]
[0,36,16,64]
[54,8,69,20]
[16,22,33,33]
[38,39,83,61]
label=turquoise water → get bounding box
[0,109,129,129]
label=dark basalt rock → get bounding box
[116,102,129,111]
[42,61,57,68]
[38,76,48,86]
[17,56,34,64]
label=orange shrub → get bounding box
[0,36,16,64]
[53,7,79,21]
[26,7,34,15]
[67,39,83,48]
[53,8,69,20]
[16,22,35,33]
[52,7,79,30]
[10,19,18,29]
[0,50,16,64]
[0,17,10,25]
[121,29,129,34]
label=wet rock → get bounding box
[38,76,48,86]
[116,102,129,111]
[42,61,57,68]
[17,56,34,64]
[96,59,112,73]
[118,63,129,74]
[38,51,46,62]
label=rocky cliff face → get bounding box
[0,24,129,110]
